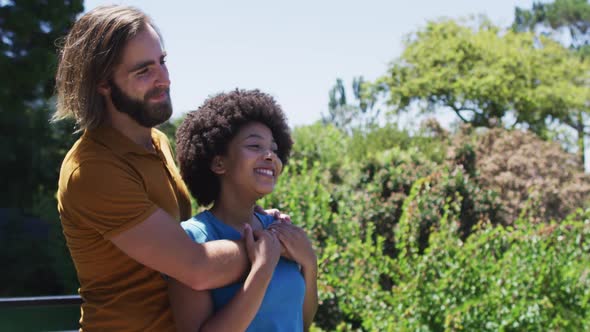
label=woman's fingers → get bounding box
[243,224,254,254]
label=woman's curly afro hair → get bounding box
[176,89,293,206]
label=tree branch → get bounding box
[448,103,478,123]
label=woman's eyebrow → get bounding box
[242,134,276,144]
[245,134,263,139]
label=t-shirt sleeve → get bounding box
[61,160,158,239]
[181,220,211,244]
[257,213,276,229]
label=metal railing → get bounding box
[0,295,82,331]
[0,295,82,308]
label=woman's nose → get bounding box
[264,150,273,160]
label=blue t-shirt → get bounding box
[181,211,305,332]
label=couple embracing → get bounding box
[55,5,317,331]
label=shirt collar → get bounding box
[85,124,161,157]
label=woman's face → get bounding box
[213,121,283,199]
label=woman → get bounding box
[171,89,318,331]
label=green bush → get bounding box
[395,165,503,256]
[348,122,447,163]
[263,123,590,331]
[352,147,437,257]
[385,209,590,332]
[290,123,350,180]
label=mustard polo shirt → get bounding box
[57,125,191,331]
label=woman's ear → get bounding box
[210,156,226,175]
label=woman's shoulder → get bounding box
[254,212,276,229]
[180,210,218,242]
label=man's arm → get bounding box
[168,226,281,332]
[111,208,250,290]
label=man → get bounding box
[53,5,285,331]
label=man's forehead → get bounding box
[118,26,165,69]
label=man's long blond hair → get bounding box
[53,5,159,131]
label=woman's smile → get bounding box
[254,168,275,177]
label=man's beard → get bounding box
[109,80,173,128]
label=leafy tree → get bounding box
[157,115,186,152]
[514,0,590,53]
[371,18,590,167]
[1,0,84,209]
[322,76,379,133]
[513,0,590,167]
[0,0,84,295]
[472,127,590,224]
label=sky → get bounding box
[84,0,535,128]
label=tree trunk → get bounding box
[576,112,585,171]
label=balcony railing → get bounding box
[0,295,82,331]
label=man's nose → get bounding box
[155,65,170,88]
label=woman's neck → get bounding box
[210,191,261,231]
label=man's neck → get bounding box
[105,108,154,152]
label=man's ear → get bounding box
[97,80,110,96]
[210,156,226,175]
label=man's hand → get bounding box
[267,223,317,272]
[254,206,291,223]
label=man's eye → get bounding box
[247,144,260,149]
[136,68,149,76]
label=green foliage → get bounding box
[388,212,590,332]
[291,122,349,167]
[512,0,590,167]
[290,122,350,186]
[347,123,446,164]
[322,77,380,134]
[259,123,590,331]
[372,18,590,146]
[395,166,503,256]
[1,0,84,296]
[157,115,185,152]
[0,199,78,296]
[513,0,590,52]
[352,147,437,257]
[0,210,59,296]
[317,181,588,331]
[319,221,396,332]
[1,0,84,209]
